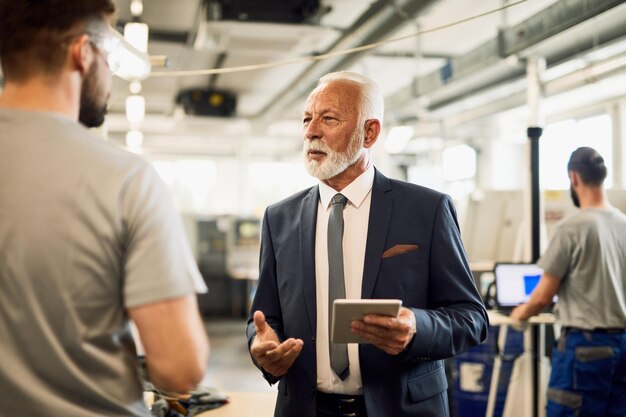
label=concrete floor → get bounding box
[201,318,277,393]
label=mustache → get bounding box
[303,140,329,153]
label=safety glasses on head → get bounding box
[86,24,123,73]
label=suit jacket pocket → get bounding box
[407,366,448,403]
[383,244,419,258]
[380,247,424,269]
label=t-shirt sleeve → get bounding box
[537,224,572,280]
[119,162,207,308]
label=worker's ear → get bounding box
[362,119,381,149]
[569,170,580,187]
[69,34,95,76]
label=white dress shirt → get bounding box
[315,166,374,394]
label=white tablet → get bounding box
[331,299,402,344]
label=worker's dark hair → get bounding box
[567,146,607,186]
[0,0,115,81]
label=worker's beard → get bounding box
[570,186,581,208]
[78,61,109,128]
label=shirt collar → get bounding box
[318,166,375,209]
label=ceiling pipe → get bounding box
[251,0,438,129]
[434,51,626,130]
[386,0,626,118]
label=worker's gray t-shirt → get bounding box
[538,207,626,329]
[0,109,207,416]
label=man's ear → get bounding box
[569,170,580,187]
[363,119,381,149]
[69,34,94,76]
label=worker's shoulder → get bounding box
[63,125,155,178]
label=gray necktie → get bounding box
[328,193,349,380]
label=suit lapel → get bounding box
[300,186,319,334]
[361,169,393,299]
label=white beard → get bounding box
[303,127,364,180]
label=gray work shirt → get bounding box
[0,109,207,416]
[538,207,626,330]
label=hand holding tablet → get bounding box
[331,299,402,344]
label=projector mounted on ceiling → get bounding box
[176,88,237,117]
[205,0,320,24]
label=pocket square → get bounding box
[382,244,419,258]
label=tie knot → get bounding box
[331,193,348,207]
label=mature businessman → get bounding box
[246,71,488,417]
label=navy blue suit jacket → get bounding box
[247,169,488,417]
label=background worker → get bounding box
[511,147,626,416]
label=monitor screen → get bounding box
[494,263,556,308]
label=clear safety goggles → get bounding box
[88,29,123,73]
[86,22,150,80]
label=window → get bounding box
[152,159,217,213]
[540,114,612,189]
[442,144,477,181]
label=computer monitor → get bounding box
[494,263,556,309]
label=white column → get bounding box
[612,100,626,188]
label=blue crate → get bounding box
[452,326,524,417]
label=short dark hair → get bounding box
[567,146,607,186]
[0,0,115,81]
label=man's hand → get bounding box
[250,310,303,378]
[510,304,527,321]
[350,307,416,355]
[509,304,530,331]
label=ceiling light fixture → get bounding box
[124,22,149,53]
[130,0,143,17]
[126,95,145,124]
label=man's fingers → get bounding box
[253,310,267,334]
[253,310,281,345]
[351,321,385,339]
[256,338,303,377]
[251,339,279,357]
[362,314,395,327]
[351,319,413,355]
[351,327,403,353]
[362,310,413,330]
[358,317,406,335]
[264,338,303,361]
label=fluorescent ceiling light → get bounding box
[129,81,142,94]
[126,95,145,124]
[124,22,149,53]
[130,0,143,17]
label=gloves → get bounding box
[147,386,229,417]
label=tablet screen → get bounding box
[331,299,402,344]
